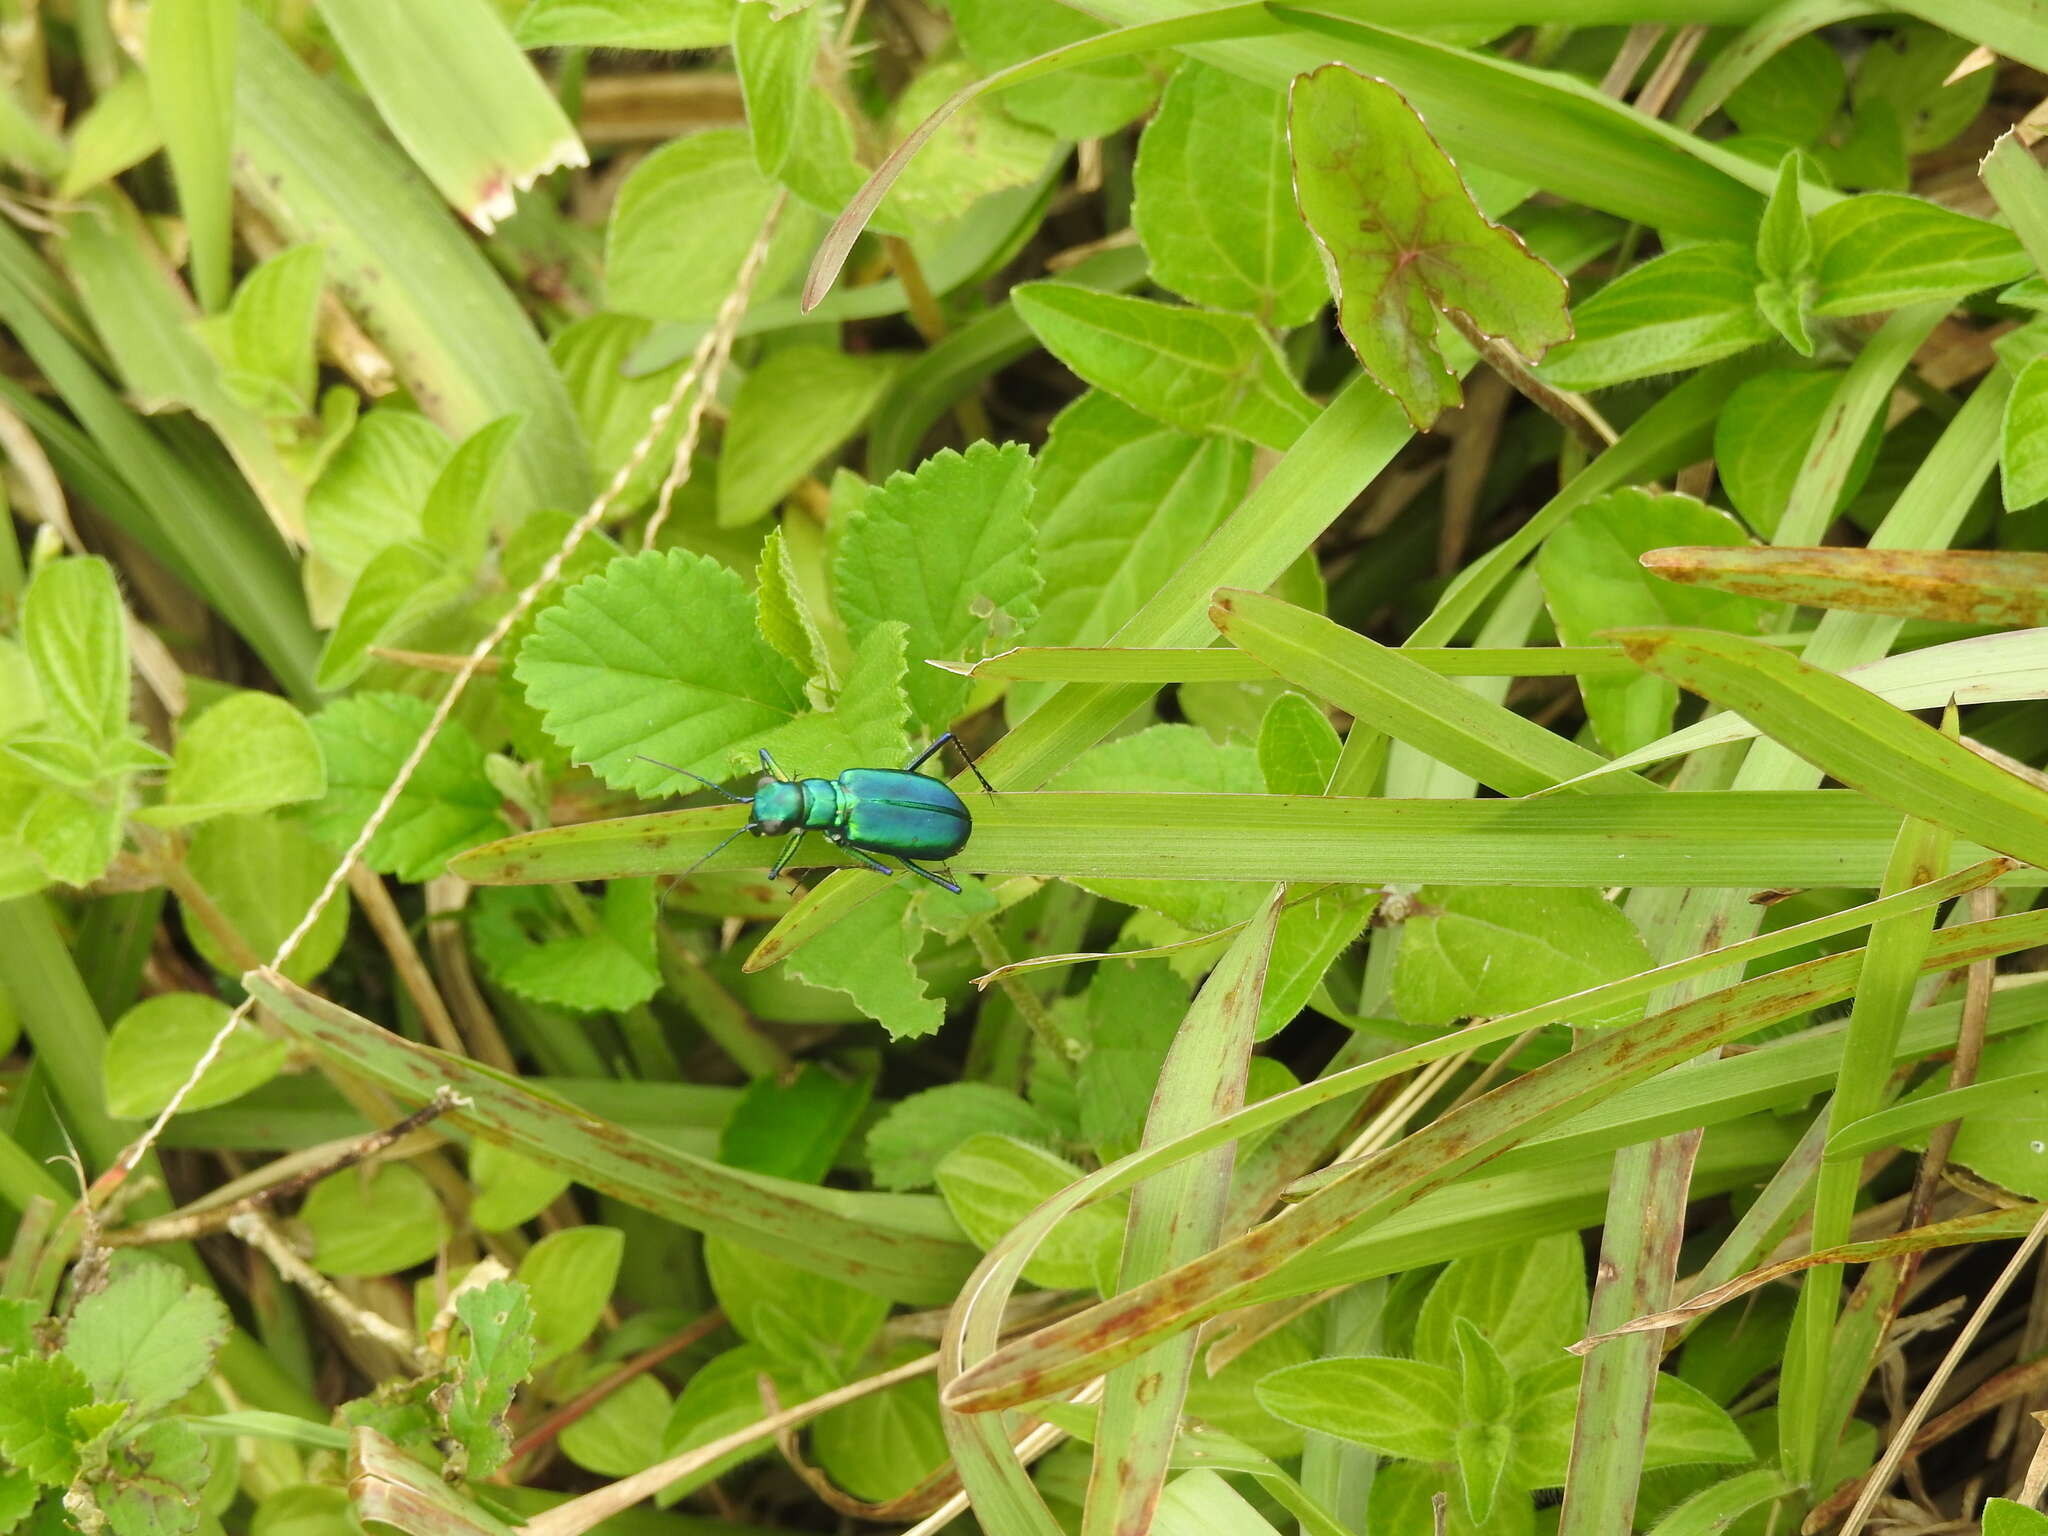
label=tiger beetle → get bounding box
[642,733,997,894]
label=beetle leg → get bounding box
[768,830,807,879]
[825,828,896,877]
[758,746,791,781]
[906,731,998,795]
[898,858,962,895]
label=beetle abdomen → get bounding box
[838,768,972,858]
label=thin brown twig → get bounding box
[347,864,465,1056]
[501,1308,727,1471]
[103,1091,465,1247]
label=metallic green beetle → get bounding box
[648,733,996,893]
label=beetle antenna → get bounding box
[679,819,753,879]
[636,755,748,803]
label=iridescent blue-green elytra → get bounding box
[654,733,995,894]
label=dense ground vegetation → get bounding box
[3,2,2048,1534]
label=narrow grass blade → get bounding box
[1609,627,2048,870]
[941,904,2048,1412]
[312,0,585,231]
[235,14,590,510]
[1213,588,1650,796]
[147,0,235,311]
[1554,627,2048,782]
[1082,895,1280,1535]
[947,643,1637,683]
[453,791,2044,890]
[1640,546,2048,625]
[245,969,978,1304]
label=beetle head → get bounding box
[752,778,803,836]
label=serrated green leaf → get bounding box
[100,1418,210,1536]
[517,1228,621,1366]
[141,691,325,828]
[302,1163,448,1277]
[516,547,809,792]
[605,130,814,323]
[1257,691,1339,797]
[305,693,509,880]
[1013,285,1315,451]
[103,992,287,1118]
[1288,65,1570,431]
[1810,194,2029,316]
[1453,1321,1512,1521]
[755,621,909,776]
[62,1262,229,1418]
[180,813,350,984]
[1134,62,1324,327]
[1395,887,1653,1031]
[1019,391,1246,718]
[435,1280,535,1481]
[832,441,1040,735]
[1543,243,1770,389]
[1538,489,1767,754]
[864,1083,1056,1192]
[934,1133,1125,1292]
[514,0,731,49]
[0,1354,93,1485]
[783,881,939,1039]
[716,348,895,528]
[1415,1232,1588,1378]
[754,526,825,688]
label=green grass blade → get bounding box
[450,791,2047,890]
[312,0,585,230]
[1213,588,1650,796]
[951,643,1638,683]
[245,969,978,1305]
[147,0,235,311]
[1084,897,1280,1535]
[235,13,590,510]
[942,903,2048,1412]
[1611,627,2048,870]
